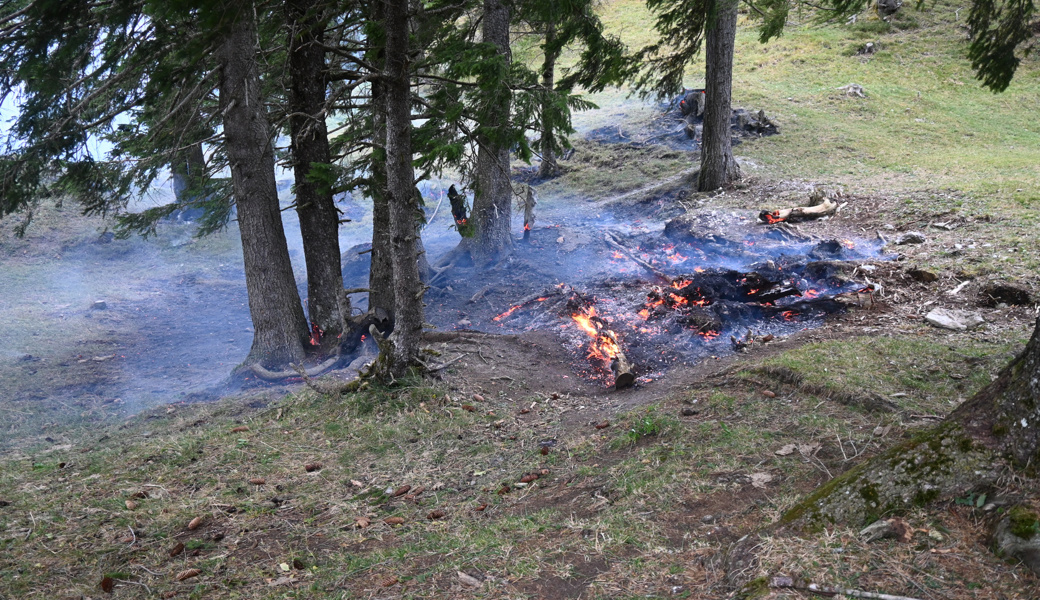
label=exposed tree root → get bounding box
[249,354,340,381]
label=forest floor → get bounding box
[2,0,1040,598]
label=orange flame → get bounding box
[570,308,620,362]
[763,211,785,224]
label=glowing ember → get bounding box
[694,267,705,273]
[780,310,797,320]
[494,305,522,322]
[842,239,855,249]
[612,251,626,260]
[698,331,720,340]
[672,279,693,289]
[803,289,821,298]
[763,211,785,224]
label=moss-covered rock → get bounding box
[993,505,1040,575]
[782,422,1001,529]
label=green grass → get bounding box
[582,0,1040,203]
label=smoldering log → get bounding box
[523,185,536,241]
[759,198,837,224]
[603,330,635,389]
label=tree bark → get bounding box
[219,5,309,369]
[367,3,395,321]
[950,317,1040,465]
[470,0,513,267]
[537,22,559,180]
[698,0,742,192]
[781,318,1040,530]
[379,0,425,378]
[285,0,345,347]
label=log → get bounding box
[603,331,635,389]
[759,198,837,224]
[611,352,636,390]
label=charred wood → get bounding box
[604,232,671,285]
[759,198,837,224]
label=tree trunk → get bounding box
[470,0,513,267]
[698,0,741,192]
[219,5,309,369]
[367,4,395,321]
[781,318,1040,530]
[950,317,1040,465]
[285,0,345,347]
[378,0,425,378]
[537,22,559,180]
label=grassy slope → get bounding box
[2,0,1040,598]
[593,0,1040,205]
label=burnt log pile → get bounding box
[671,89,780,143]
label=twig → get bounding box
[423,194,444,231]
[771,576,925,600]
[25,511,35,540]
[424,354,465,372]
[946,280,971,296]
[127,526,136,546]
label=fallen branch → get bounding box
[770,575,923,600]
[759,198,837,224]
[604,232,671,285]
[493,287,566,322]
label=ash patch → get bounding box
[586,92,779,150]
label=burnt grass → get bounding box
[2,139,1040,597]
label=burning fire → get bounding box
[570,307,621,363]
[309,323,324,346]
[762,211,785,224]
[494,305,522,322]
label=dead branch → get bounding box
[770,576,923,600]
[603,233,671,285]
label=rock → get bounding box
[992,506,1040,576]
[91,300,108,310]
[859,516,913,542]
[979,282,1034,307]
[877,0,903,16]
[907,267,938,283]
[925,308,985,331]
[837,83,867,97]
[895,231,926,245]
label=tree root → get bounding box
[249,354,340,381]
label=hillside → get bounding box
[1,0,1039,598]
